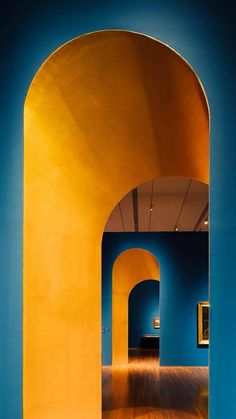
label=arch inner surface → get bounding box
[24,30,209,419]
[112,248,160,365]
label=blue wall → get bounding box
[1,0,236,417]
[129,280,160,348]
[102,232,208,366]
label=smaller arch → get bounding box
[112,248,160,365]
[128,279,160,350]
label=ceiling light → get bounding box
[204,220,208,225]
[175,227,179,231]
[149,206,153,211]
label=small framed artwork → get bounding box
[153,317,160,329]
[197,301,209,347]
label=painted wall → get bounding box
[102,232,208,366]
[129,280,160,348]
[0,1,235,418]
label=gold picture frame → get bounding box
[197,301,209,347]
[153,317,160,329]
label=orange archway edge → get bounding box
[112,248,160,365]
[24,30,209,419]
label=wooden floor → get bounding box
[102,350,208,418]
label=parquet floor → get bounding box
[102,350,208,418]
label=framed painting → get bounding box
[153,317,160,329]
[197,301,209,347]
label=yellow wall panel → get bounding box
[24,30,209,418]
[112,249,160,365]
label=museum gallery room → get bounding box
[1,1,235,419]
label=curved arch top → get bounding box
[113,248,160,290]
[112,248,160,365]
[25,30,209,226]
[129,277,160,297]
[24,30,209,419]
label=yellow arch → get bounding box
[24,30,209,418]
[112,249,160,365]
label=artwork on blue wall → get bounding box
[153,317,160,329]
[197,301,209,347]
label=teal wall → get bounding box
[129,280,160,348]
[0,0,235,417]
[102,232,208,366]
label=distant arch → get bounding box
[128,279,160,349]
[112,248,160,365]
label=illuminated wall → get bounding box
[24,30,208,418]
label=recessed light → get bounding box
[175,227,179,231]
[204,220,208,225]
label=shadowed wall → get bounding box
[129,280,160,348]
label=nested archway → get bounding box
[112,249,160,365]
[24,30,209,419]
[128,279,160,350]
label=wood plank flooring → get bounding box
[102,350,208,418]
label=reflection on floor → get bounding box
[102,349,208,418]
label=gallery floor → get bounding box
[102,350,208,418]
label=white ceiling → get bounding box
[104,177,209,232]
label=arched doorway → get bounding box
[112,248,160,365]
[24,30,209,418]
[128,280,160,353]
